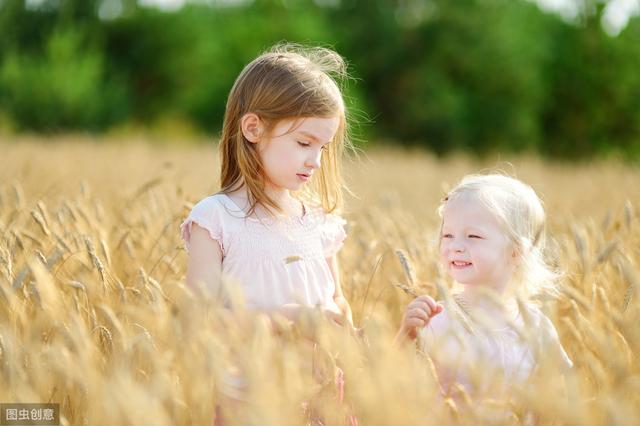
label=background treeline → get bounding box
[1,0,639,158]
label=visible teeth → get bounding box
[453,261,471,266]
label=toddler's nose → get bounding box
[452,243,466,253]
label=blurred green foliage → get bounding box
[0,0,639,158]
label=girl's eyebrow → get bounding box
[297,131,319,142]
[298,131,331,144]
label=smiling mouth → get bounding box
[451,261,472,267]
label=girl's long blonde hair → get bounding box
[438,173,559,300]
[219,43,350,215]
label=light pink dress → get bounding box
[180,193,346,313]
[419,302,572,397]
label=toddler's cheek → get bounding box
[438,257,450,272]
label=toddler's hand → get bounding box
[398,295,443,341]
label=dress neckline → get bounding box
[452,293,523,333]
[219,193,307,225]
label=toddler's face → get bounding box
[257,116,339,193]
[439,195,516,291]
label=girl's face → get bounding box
[439,195,517,291]
[257,116,340,193]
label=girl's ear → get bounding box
[240,113,264,143]
[509,242,521,265]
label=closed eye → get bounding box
[469,235,483,239]
[297,141,311,148]
[442,234,453,238]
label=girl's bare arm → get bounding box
[185,223,223,294]
[327,255,354,326]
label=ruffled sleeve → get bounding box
[320,213,347,258]
[180,196,226,255]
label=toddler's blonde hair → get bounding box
[438,173,559,300]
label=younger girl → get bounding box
[396,174,572,404]
[180,44,355,424]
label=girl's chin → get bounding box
[448,270,476,280]
[449,276,479,286]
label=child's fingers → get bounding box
[408,298,431,310]
[420,296,439,312]
[404,317,426,329]
[413,295,436,305]
[425,300,443,316]
[413,296,444,317]
[407,307,431,323]
[408,300,437,318]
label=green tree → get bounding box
[0,28,128,130]
[541,4,640,158]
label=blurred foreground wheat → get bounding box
[0,137,638,425]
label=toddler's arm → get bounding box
[540,314,573,371]
[185,223,223,296]
[395,295,443,345]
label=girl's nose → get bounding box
[306,149,322,169]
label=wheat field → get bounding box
[0,136,638,425]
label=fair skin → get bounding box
[186,113,353,328]
[396,192,571,408]
[396,195,519,342]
